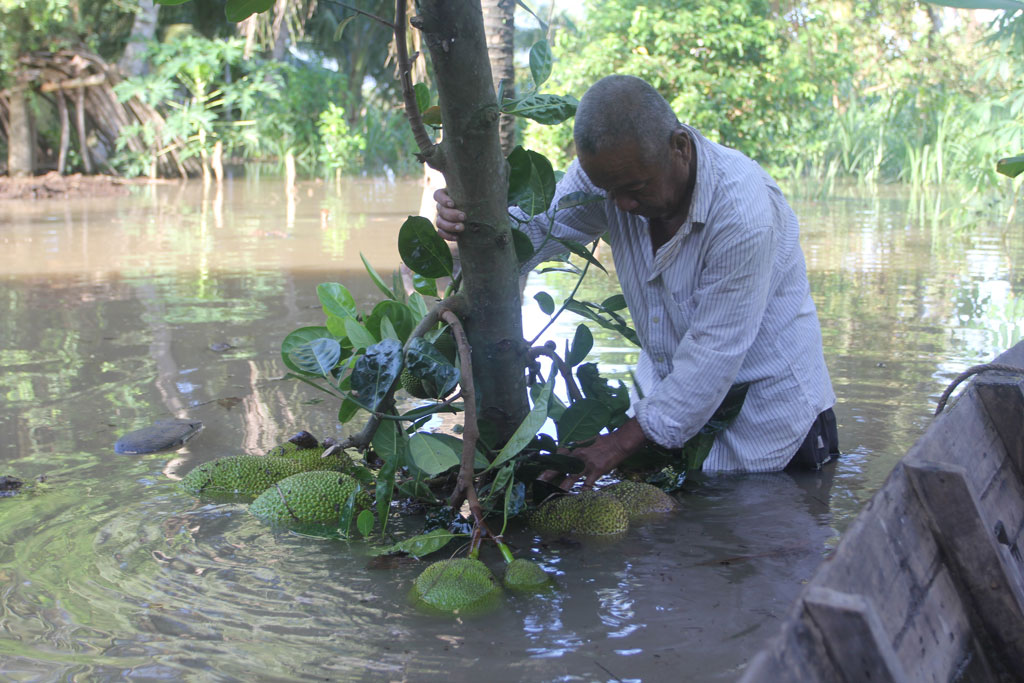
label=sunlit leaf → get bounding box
[344,318,377,350]
[408,432,460,476]
[529,39,552,88]
[282,326,337,375]
[317,282,357,320]
[566,324,593,366]
[399,216,453,278]
[349,338,403,411]
[360,253,397,301]
[378,529,458,558]
[288,337,342,377]
[414,82,430,113]
[503,93,578,125]
[997,154,1024,177]
[365,300,417,343]
[356,509,375,537]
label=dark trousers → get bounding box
[786,408,840,471]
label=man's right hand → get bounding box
[433,188,466,241]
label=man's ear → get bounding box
[670,128,690,160]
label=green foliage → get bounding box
[317,102,366,175]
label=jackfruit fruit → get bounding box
[410,558,503,616]
[602,481,677,521]
[502,558,551,593]
[528,490,630,537]
[400,368,434,399]
[267,442,355,473]
[249,471,371,531]
[179,455,304,498]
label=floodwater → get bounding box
[1,176,1021,681]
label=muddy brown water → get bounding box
[1,177,1021,681]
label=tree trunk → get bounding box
[56,90,69,174]
[118,0,159,78]
[7,85,35,177]
[481,0,515,155]
[416,1,529,439]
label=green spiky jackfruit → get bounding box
[502,558,551,593]
[248,471,371,530]
[179,455,305,497]
[602,481,677,521]
[410,558,503,616]
[268,443,355,473]
[400,368,433,399]
[529,490,630,537]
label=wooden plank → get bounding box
[976,374,1024,478]
[801,586,910,682]
[904,460,1024,669]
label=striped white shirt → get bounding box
[518,125,835,472]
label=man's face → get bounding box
[579,133,690,221]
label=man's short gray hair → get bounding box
[574,75,680,162]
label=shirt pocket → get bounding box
[667,289,700,338]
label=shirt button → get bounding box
[652,316,661,324]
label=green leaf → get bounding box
[554,237,606,273]
[405,337,460,399]
[225,0,274,21]
[408,432,460,476]
[557,191,604,211]
[411,272,438,298]
[566,324,593,366]
[372,419,407,464]
[333,14,357,41]
[485,465,514,507]
[414,83,430,113]
[556,398,611,445]
[601,294,628,312]
[997,154,1024,178]
[364,300,417,344]
[349,338,403,412]
[534,291,555,315]
[504,93,578,125]
[564,299,640,346]
[488,371,555,471]
[398,216,453,278]
[281,326,337,375]
[378,529,458,558]
[529,39,553,88]
[344,318,377,350]
[510,227,536,265]
[317,282,357,320]
[336,486,361,537]
[356,509,375,537]
[288,337,342,377]
[378,315,399,341]
[337,397,360,423]
[576,362,630,425]
[421,106,442,126]
[360,253,397,301]
[154,0,192,5]
[507,146,557,217]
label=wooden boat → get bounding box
[741,340,1024,682]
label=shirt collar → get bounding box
[679,123,713,235]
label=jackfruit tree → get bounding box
[165,1,745,573]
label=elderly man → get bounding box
[435,74,837,487]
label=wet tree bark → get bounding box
[415,1,529,440]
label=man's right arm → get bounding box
[434,160,611,269]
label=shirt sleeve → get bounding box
[633,224,775,448]
[513,160,610,272]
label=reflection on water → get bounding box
[0,178,1021,680]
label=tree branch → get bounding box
[528,345,583,402]
[442,310,482,519]
[394,0,437,162]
